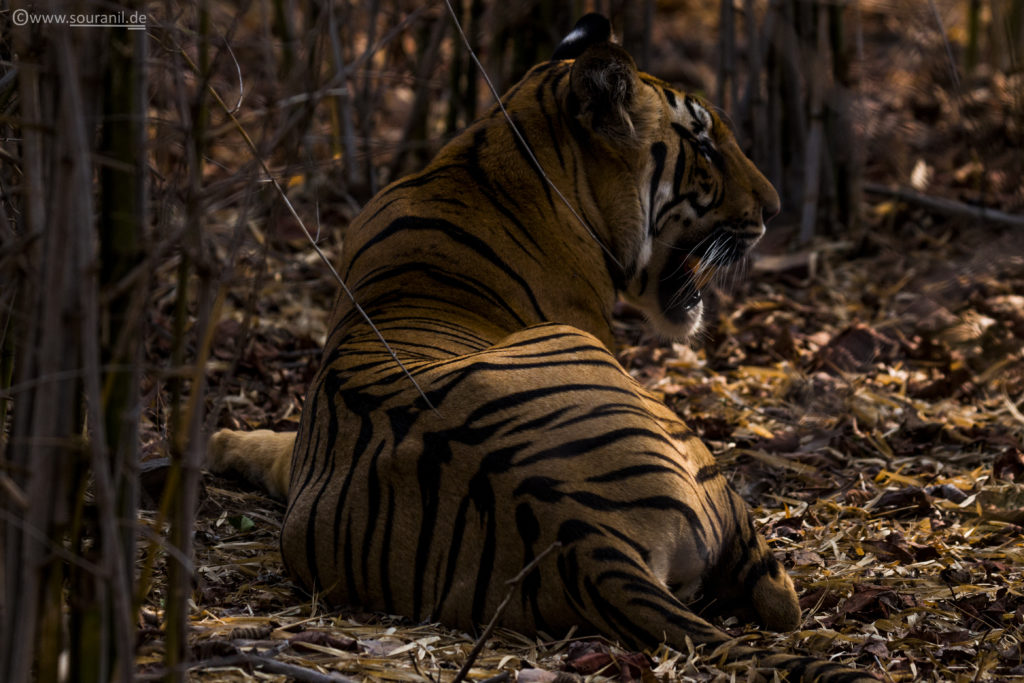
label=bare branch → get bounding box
[863,183,1024,227]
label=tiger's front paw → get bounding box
[208,428,243,474]
[207,429,296,499]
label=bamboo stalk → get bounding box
[92,13,148,681]
[4,24,61,683]
[164,1,213,680]
[798,4,828,245]
[54,21,127,683]
[718,0,737,110]
[1012,0,1024,67]
[3,14,96,681]
[0,285,14,457]
[765,2,784,196]
[622,0,654,71]
[967,0,982,70]
[272,0,296,77]
[828,1,860,235]
[446,0,467,134]
[775,0,810,209]
[388,13,448,179]
[741,0,764,166]
[0,74,14,448]
[327,2,360,189]
[359,0,383,195]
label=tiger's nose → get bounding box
[761,185,781,223]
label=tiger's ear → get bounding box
[569,43,645,145]
[552,13,611,60]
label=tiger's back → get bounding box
[211,15,873,682]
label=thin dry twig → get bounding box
[188,653,357,683]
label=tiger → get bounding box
[211,14,873,682]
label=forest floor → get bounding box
[134,6,1024,683]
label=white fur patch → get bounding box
[637,237,653,270]
[562,26,586,46]
[693,104,712,132]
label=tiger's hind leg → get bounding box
[208,429,295,499]
[563,535,875,683]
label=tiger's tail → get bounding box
[208,429,295,499]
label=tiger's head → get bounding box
[556,16,780,340]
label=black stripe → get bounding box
[516,426,675,467]
[627,596,725,642]
[462,129,546,258]
[672,137,688,196]
[343,515,356,603]
[336,423,375,601]
[683,97,707,133]
[742,556,779,596]
[513,476,564,502]
[647,141,667,238]
[360,440,387,587]
[514,502,547,630]
[556,519,602,545]
[493,328,603,350]
[648,123,726,226]
[671,121,724,171]
[499,60,561,104]
[552,404,663,429]
[665,426,696,441]
[379,483,396,614]
[636,268,648,295]
[357,262,529,327]
[536,69,568,171]
[597,523,651,563]
[585,463,678,483]
[431,360,629,395]
[503,404,575,437]
[583,575,658,648]
[470,473,498,626]
[509,113,556,208]
[568,491,699,518]
[349,216,547,320]
[412,434,454,617]
[695,463,721,482]
[303,378,346,590]
[589,545,646,570]
[508,343,610,360]
[597,572,679,606]
[432,496,471,621]
[557,546,586,613]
